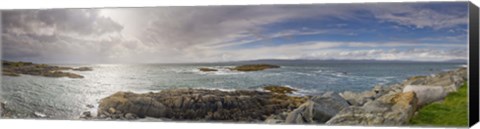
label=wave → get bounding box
[250,84,321,96]
[290,72,316,76]
[314,69,349,78]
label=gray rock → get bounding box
[285,92,349,124]
[80,111,92,119]
[86,104,95,108]
[402,85,447,107]
[340,85,386,106]
[0,102,5,117]
[327,92,417,126]
[402,67,466,90]
[265,112,288,124]
[125,113,138,120]
[339,91,371,106]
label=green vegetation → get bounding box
[409,81,468,127]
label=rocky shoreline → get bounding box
[2,60,92,79]
[89,67,467,125]
[93,87,308,122]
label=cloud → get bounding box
[1,9,135,63]
[302,48,467,61]
[1,3,469,63]
[185,41,467,62]
[136,5,357,49]
[368,3,468,29]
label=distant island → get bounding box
[2,60,92,79]
[199,64,280,72]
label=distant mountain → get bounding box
[443,59,468,63]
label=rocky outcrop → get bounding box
[229,64,280,72]
[402,85,446,107]
[327,67,466,126]
[2,70,20,76]
[265,111,289,124]
[72,67,93,71]
[326,91,418,126]
[285,92,349,124]
[400,67,467,107]
[98,87,308,121]
[402,67,466,92]
[263,85,297,94]
[199,68,218,72]
[0,102,5,117]
[339,85,385,106]
[0,102,43,119]
[2,60,84,79]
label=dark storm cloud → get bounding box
[2,9,131,63]
[3,9,123,35]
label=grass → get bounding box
[409,81,468,127]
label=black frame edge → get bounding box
[469,1,480,127]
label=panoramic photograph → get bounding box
[0,1,470,127]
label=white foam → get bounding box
[292,72,315,76]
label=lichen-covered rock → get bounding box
[326,92,417,126]
[339,85,385,106]
[285,92,349,124]
[401,67,467,92]
[263,85,297,94]
[98,88,307,122]
[98,92,168,118]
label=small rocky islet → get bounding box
[2,60,92,79]
[198,68,218,72]
[229,64,280,72]
[198,64,280,72]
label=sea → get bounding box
[0,60,466,119]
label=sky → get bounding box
[1,2,469,64]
